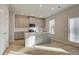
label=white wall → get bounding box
[9,12,15,42]
[0,5,9,54]
[46,5,79,46]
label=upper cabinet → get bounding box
[15,15,29,28]
[15,15,45,29]
[29,17,45,28]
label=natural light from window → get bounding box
[69,17,79,43]
[49,19,55,34]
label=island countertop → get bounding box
[24,32,51,47]
[24,32,50,34]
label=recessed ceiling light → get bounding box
[40,5,43,7]
[51,8,54,10]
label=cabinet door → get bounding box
[15,15,29,28]
[0,5,9,54]
[36,18,45,28]
[30,17,45,28]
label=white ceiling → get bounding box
[10,4,74,18]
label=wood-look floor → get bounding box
[4,39,79,55]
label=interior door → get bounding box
[0,5,9,54]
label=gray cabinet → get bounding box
[15,15,29,28]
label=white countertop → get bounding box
[25,32,49,34]
[14,28,28,32]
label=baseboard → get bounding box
[15,38,24,40]
[52,39,79,48]
[2,47,8,55]
[2,45,9,55]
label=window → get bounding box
[69,17,79,43]
[49,19,55,34]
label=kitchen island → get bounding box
[25,32,51,47]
